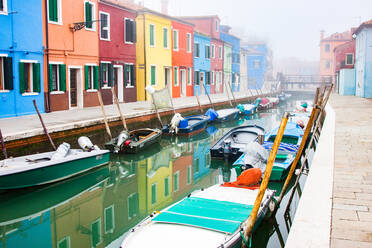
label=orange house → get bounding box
[43,0,100,111]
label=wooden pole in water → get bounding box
[202,82,215,109]
[223,80,233,107]
[150,93,164,127]
[195,92,203,114]
[242,112,290,247]
[111,88,128,131]
[97,91,112,140]
[33,100,56,150]
[0,129,8,159]
[166,86,176,114]
[225,80,237,106]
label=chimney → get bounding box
[161,0,169,15]
[320,30,325,40]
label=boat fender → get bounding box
[78,136,94,151]
[51,142,70,160]
[116,131,130,148]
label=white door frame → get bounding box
[200,71,205,95]
[164,67,171,96]
[180,69,186,96]
[114,65,124,102]
[68,66,83,109]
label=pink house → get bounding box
[99,0,137,104]
[334,40,355,73]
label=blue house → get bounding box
[0,0,45,118]
[193,32,211,96]
[220,26,240,92]
[193,139,211,182]
[354,20,372,98]
[243,43,268,90]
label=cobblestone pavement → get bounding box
[329,94,372,247]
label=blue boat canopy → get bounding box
[265,122,304,144]
[152,197,253,234]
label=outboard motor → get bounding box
[51,142,70,160]
[115,131,130,153]
[78,136,99,151]
[222,140,232,154]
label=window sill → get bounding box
[50,91,65,95]
[49,20,63,26]
[101,86,112,89]
[0,90,10,93]
[86,89,98,92]
[85,27,96,32]
[125,85,135,88]
[125,41,134,45]
[100,38,111,41]
[22,92,39,96]
[0,11,8,16]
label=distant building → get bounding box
[0,0,45,118]
[240,48,248,91]
[319,29,355,83]
[333,40,355,95]
[242,43,267,90]
[193,32,211,96]
[223,43,233,93]
[354,20,372,98]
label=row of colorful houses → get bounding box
[0,0,269,118]
[319,19,372,98]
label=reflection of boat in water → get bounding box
[0,165,109,225]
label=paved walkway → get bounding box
[329,94,372,247]
[0,91,266,142]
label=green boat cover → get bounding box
[152,197,253,234]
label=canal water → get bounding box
[0,91,315,248]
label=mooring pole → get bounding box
[195,92,203,114]
[111,88,128,131]
[166,86,176,114]
[242,112,290,247]
[97,91,112,140]
[0,129,8,159]
[202,82,215,109]
[33,100,56,150]
[150,93,164,127]
[223,81,233,107]
[225,80,237,106]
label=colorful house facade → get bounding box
[98,0,137,104]
[193,32,211,96]
[171,19,194,98]
[45,0,100,111]
[354,20,372,98]
[220,26,240,92]
[136,9,172,101]
[240,47,248,92]
[179,16,224,94]
[334,40,355,95]
[243,43,267,90]
[0,0,45,118]
[223,43,232,93]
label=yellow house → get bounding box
[136,10,172,101]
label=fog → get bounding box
[138,0,372,62]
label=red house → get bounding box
[98,0,137,104]
[171,20,194,97]
[334,40,355,73]
[179,15,224,94]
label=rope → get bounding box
[240,230,251,248]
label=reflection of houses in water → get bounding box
[193,139,212,182]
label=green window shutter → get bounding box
[49,0,58,22]
[94,66,99,89]
[4,57,13,90]
[99,63,103,87]
[105,207,113,231]
[131,65,136,86]
[149,25,154,46]
[151,184,156,204]
[48,64,54,91]
[85,2,92,28]
[91,221,100,247]
[163,28,167,48]
[123,64,128,85]
[108,64,113,87]
[164,177,169,196]
[59,64,66,92]
[84,65,89,90]
[19,62,25,93]
[151,66,155,85]
[33,63,41,93]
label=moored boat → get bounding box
[162,115,210,136]
[121,183,275,248]
[258,97,272,110]
[237,98,261,115]
[265,121,304,146]
[0,137,110,189]
[105,128,162,153]
[267,97,279,106]
[210,125,265,162]
[205,108,240,123]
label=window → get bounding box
[194,43,200,57]
[150,65,156,85]
[187,165,192,185]
[104,205,115,233]
[187,33,191,53]
[48,0,61,23]
[194,158,199,173]
[215,20,219,32]
[174,171,179,192]
[57,236,70,248]
[211,71,215,85]
[211,44,215,58]
[346,54,354,65]
[84,1,95,30]
[187,68,192,85]
[173,30,179,50]
[163,27,168,48]
[91,219,102,247]
[100,62,114,87]
[164,177,169,196]
[84,65,99,90]
[194,71,200,86]
[325,44,330,52]
[200,72,205,85]
[151,183,157,204]
[253,60,261,69]
[325,60,331,69]
[219,46,222,59]
[124,64,135,87]
[174,67,178,86]
[205,45,210,59]
[149,24,155,46]
[49,64,66,92]
[19,62,41,94]
[125,18,136,43]
[206,71,211,85]
[1,0,7,14]
[0,56,13,91]
[100,12,110,40]
[128,193,139,219]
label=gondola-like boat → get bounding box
[162,115,210,136]
[105,128,162,153]
[210,125,265,162]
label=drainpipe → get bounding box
[143,13,147,101]
[44,0,51,112]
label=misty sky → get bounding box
[139,0,372,62]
